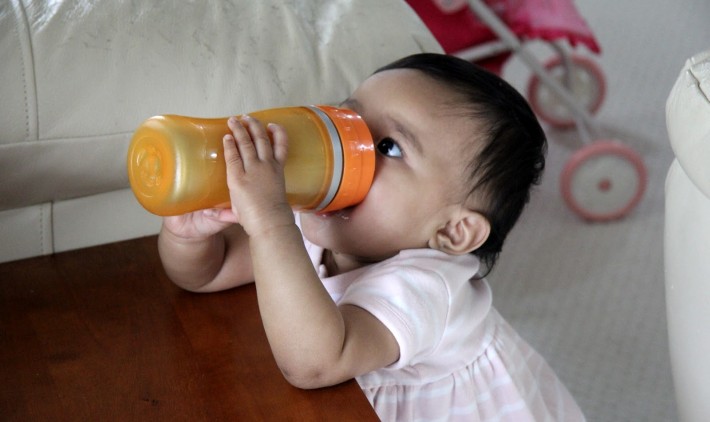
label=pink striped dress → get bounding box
[304,236,585,421]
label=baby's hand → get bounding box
[222,115,293,237]
[162,208,236,241]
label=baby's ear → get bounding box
[428,210,490,255]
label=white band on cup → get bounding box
[307,106,343,211]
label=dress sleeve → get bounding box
[338,260,451,369]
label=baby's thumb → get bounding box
[213,208,239,223]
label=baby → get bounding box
[158,53,584,421]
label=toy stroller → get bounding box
[407,0,647,221]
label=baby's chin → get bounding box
[314,205,355,220]
[299,206,357,250]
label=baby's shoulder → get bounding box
[373,249,480,281]
[353,249,482,303]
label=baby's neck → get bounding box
[323,249,380,276]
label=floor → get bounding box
[490,1,710,420]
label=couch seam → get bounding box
[41,202,54,256]
[12,0,39,142]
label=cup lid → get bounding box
[314,105,375,212]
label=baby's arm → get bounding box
[158,218,254,292]
[248,223,399,388]
[224,116,399,388]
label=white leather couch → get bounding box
[665,49,710,422]
[0,0,441,263]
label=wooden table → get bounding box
[0,236,379,421]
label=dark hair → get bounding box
[376,53,546,275]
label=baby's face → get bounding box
[300,69,479,262]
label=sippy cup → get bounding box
[126,105,375,216]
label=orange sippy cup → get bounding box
[126,106,375,216]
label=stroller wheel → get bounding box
[560,141,647,221]
[528,54,606,129]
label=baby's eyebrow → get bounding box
[339,98,423,155]
[391,117,422,155]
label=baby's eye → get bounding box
[376,137,403,158]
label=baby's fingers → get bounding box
[223,133,245,180]
[239,115,274,161]
[226,116,259,163]
[268,123,289,165]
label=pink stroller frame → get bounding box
[407,0,647,222]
